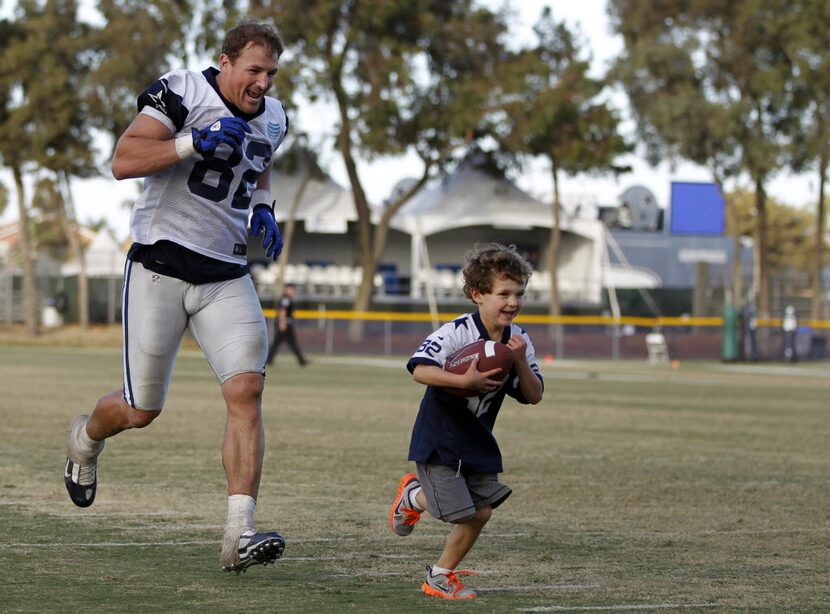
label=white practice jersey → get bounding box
[410,312,539,373]
[408,311,542,411]
[131,67,288,264]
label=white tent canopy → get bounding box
[390,150,605,304]
[271,173,361,234]
[60,231,125,277]
[266,147,653,306]
[390,150,600,241]
[603,263,661,289]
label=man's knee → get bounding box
[97,390,160,429]
[222,372,265,406]
[126,407,160,429]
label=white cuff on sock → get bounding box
[409,486,425,511]
[75,418,103,457]
[226,494,256,533]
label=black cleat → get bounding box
[64,415,103,508]
[64,457,97,507]
[223,530,286,574]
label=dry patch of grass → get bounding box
[0,324,200,349]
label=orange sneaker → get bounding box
[421,566,477,599]
[388,473,422,536]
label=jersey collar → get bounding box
[202,67,266,122]
[472,311,512,344]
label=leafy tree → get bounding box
[259,0,508,333]
[31,177,68,257]
[85,217,113,233]
[87,0,193,147]
[728,188,818,275]
[608,0,799,336]
[497,7,629,320]
[87,0,297,150]
[785,0,830,320]
[4,0,98,329]
[0,180,8,219]
[0,15,38,334]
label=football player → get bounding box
[388,243,544,599]
[64,19,288,574]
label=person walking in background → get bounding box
[388,243,544,599]
[63,19,289,574]
[266,283,307,366]
[781,305,799,362]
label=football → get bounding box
[442,339,514,397]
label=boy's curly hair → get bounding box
[462,243,533,300]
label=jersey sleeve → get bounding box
[406,322,458,374]
[505,329,544,404]
[136,70,191,134]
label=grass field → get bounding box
[1,343,828,613]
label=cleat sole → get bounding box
[222,536,285,574]
[421,582,478,600]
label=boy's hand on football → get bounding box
[460,357,503,393]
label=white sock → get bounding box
[73,417,103,459]
[409,486,425,512]
[431,565,452,576]
[225,494,256,536]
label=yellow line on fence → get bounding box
[260,308,830,329]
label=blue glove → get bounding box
[191,117,251,157]
[250,202,283,261]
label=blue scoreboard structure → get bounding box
[669,182,725,236]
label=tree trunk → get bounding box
[754,178,770,355]
[350,251,377,338]
[334,54,436,341]
[61,172,89,329]
[693,261,709,318]
[12,167,38,336]
[346,167,431,341]
[344,178,375,341]
[811,157,827,322]
[547,160,562,344]
[730,234,743,310]
[275,162,311,299]
[715,177,743,308]
[332,78,376,341]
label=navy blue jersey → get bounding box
[406,311,543,473]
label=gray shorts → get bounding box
[415,462,512,523]
[121,262,268,410]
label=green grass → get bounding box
[0,345,828,613]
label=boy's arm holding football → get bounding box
[412,361,504,395]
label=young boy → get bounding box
[388,243,544,599]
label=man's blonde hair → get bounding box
[222,19,284,61]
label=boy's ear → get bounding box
[470,288,482,304]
